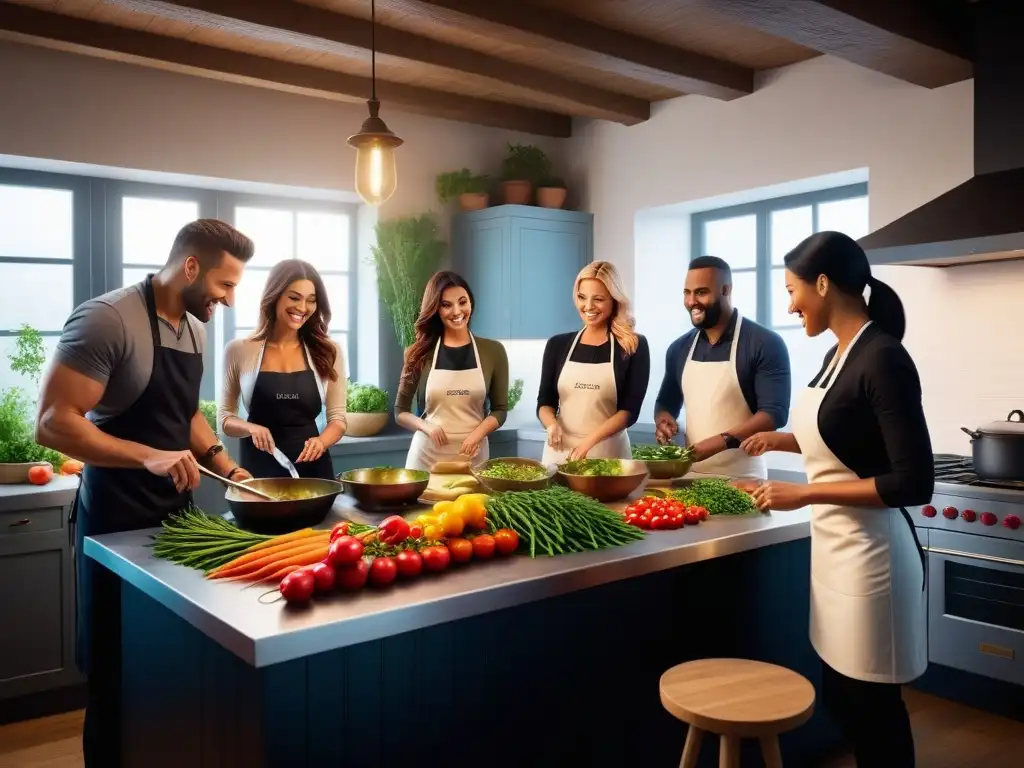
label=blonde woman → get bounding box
[537,261,650,464]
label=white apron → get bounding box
[540,331,631,465]
[791,321,927,684]
[405,336,490,471]
[682,314,766,480]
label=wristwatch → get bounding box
[721,433,741,450]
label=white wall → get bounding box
[570,54,1020,457]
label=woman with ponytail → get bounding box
[741,231,932,767]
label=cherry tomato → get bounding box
[279,568,316,605]
[472,534,496,559]
[638,513,652,529]
[27,464,53,485]
[685,511,701,526]
[327,535,364,568]
[421,545,451,572]
[408,524,424,539]
[626,513,639,526]
[650,515,664,530]
[697,507,709,521]
[335,558,369,591]
[447,537,474,564]
[493,528,520,555]
[309,561,336,592]
[329,522,350,542]
[369,556,398,586]
[395,549,423,578]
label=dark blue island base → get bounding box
[118,536,841,768]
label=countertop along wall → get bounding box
[567,54,1023,458]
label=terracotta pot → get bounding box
[536,187,567,209]
[458,192,489,211]
[501,180,532,205]
[345,412,389,438]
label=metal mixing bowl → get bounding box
[557,459,649,502]
[472,457,555,493]
[339,467,430,509]
[224,477,344,534]
[641,456,694,480]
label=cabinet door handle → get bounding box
[8,518,31,527]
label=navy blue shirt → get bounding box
[654,310,792,429]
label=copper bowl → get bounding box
[472,457,556,493]
[225,477,343,534]
[556,459,649,502]
[339,467,430,509]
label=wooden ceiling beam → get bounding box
[692,0,973,88]
[120,0,650,125]
[407,0,754,100]
[0,3,573,137]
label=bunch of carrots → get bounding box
[150,508,373,587]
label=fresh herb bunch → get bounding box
[558,458,623,477]
[631,443,694,461]
[671,479,759,516]
[500,143,552,184]
[477,461,547,482]
[435,169,489,203]
[0,389,64,465]
[507,378,523,411]
[347,381,389,413]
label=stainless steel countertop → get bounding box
[84,496,811,668]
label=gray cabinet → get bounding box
[0,478,83,699]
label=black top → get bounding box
[434,342,476,370]
[537,332,651,427]
[809,322,934,508]
[654,310,792,429]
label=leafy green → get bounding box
[558,458,623,477]
[198,400,218,434]
[669,479,759,516]
[500,143,551,184]
[477,461,546,481]
[631,443,693,461]
[508,378,523,411]
[435,169,489,202]
[7,324,46,387]
[0,388,63,466]
[347,381,389,414]
[369,214,446,349]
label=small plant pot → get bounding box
[501,180,532,205]
[458,192,489,212]
[345,413,389,438]
[536,187,567,209]
[0,461,51,485]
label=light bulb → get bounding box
[354,139,397,206]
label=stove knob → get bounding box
[980,512,998,526]
[1003,514,1021,530]
[942,506,959,520]
[961,509,977,523]
[922,505,937,518]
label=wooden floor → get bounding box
[0,688,1020,767]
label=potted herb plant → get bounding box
[345,381,390,437]
[508,378,524,411]
[436,168,490,212]
[536,176,568,209]
[499,142,551,205]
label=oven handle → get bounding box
[924,546,1024,568]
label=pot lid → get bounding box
[976,410,1024,434]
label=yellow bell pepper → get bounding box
[423,523,445,541]
[438,510,465,537]
[454,495,487,530]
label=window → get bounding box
[691,184,869,423]
[228,203,355,376]
[120,196,201,287]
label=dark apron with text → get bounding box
[69,275,202,767]
[240,365,334,480]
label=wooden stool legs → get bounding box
[677,729,784,767]
[680,725,703,768]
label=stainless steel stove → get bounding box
[908,455,1024,687]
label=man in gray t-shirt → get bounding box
[34,219,257,768]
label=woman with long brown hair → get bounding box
[537,260,650,464]
[219,259,347,480]
[395,271,509,471]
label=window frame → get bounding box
[691,183,869,330]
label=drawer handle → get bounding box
[8,518,31,527]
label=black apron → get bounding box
[70,275,203,767]
[239,358,335,481]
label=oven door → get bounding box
[926,529,1024,686]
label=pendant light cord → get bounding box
[371,0,377,102]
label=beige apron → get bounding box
[540,330,631,465]
[405,336,490,472]
[791,321,927,684]
[682,314,767,480]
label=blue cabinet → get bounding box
[452,205,593,339]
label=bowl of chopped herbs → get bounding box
[472,457,555,492]
[556,458,649,502]
[630,443,695,479]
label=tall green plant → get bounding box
[369,214,446,349]
[8,324,46,389]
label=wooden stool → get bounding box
[659,658,815,768]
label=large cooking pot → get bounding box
[225,477,344,534]
[961,410,1024,481]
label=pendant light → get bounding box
[348,0,403,206]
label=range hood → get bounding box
[859,0,1024,268]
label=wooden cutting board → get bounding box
[419,473,481,502]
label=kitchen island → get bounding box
[86,498,840,767]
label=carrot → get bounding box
[242,528,324,554]
[209,539,327,580]
[207,530,329,578]
[242,564,302,590]
[223,544,329,584]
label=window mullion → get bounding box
[756,207,770,327]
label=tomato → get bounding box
[377,515,411,545]
[421,545,451,572]
[395,549,423,578]
[309,562,336,592]
[664,515,682,530]
[369,556,398,586]
[492,528,519,555]
[472,534,496,559]
[638,514,652,529]
[696,507,709,521]
[625,513,639,526]
[447,537,474,564]
[635,499,650,513]
[327,535,364,568]
[27,464,53,485]
[335,558,370,591]
[423,523,445,541]
[408,524,424,539]
[329,522,350,542]
[685,511,701,526]
[650,515,664,530]
[280,568,316,604]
